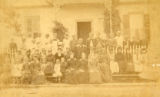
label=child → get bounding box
[53,59,62,82]
[60,57,67,82]
[12,50,23,84]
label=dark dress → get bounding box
[77,59,89,84]
[70,39,78,53]
[60,62,67,82]
[22,56,32,84]
[115,52,126,73]
[125,53,134,72]
[75,44,88,60]
[44,54,55,76]
[65,58,78,84]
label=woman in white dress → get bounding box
[53,59,62,82]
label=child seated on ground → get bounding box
[53,59,62,83]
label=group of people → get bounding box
[7,32,149,84]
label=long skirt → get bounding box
[98,63,112,82]
[88,66,102,84]
[77,71,89,84]
[118,61,127,73]
[110,61,119,74]
[65,69,78,84]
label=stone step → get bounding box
[112,73,154,82]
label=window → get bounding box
[25,16,40,38]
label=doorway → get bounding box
[77,21,91,41]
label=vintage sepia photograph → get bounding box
[0,0,160,97]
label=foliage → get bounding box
[104,8,111,36]
[112,8,121,35]
[1,8,22,37]
[52,21,68,41]
[104,0,121,37]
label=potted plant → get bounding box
[52,21,68,42]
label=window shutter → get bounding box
[123,14,130,40]
[144,14,150,43]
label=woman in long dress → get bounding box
[109,47,119,74]
[88,40,102,83]
[53,59,62,82]
[88,52,102,83]
[77,52,89,84]
[65,52,78,84]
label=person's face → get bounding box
[61,58,65,62]
[66,48,70,52]
[118,49,122,53]
[26,50,31,56]
[81,53,86,59]
[117,32,121,36]
[58,49,62,53]
[17,51,21,55]
[42,49,46,54]
[109,49,113,54]
[110,33,114,38]
[79,39,83,44]
[70,53,74,58]
[48,50,52,54]
[126,49,130,53]
[73,36,76,40]
[56,59,60,64]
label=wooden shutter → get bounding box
[144,14,150,43]
[123,14,130,40]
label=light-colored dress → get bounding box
[53,63,62,77]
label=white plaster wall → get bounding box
[16,5,104,40]
[117,4,148,37]
[56,5,105,38]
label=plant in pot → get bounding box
[52,21,68,42]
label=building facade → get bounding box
[5,0,148,41]
[1,0,160,65]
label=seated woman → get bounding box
[115,47,127,73]
[65,52,78,84]
[44,50,54,77]
[77,52,89,84]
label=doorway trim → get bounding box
[75,19,93,39]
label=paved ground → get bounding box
[0,83,160,97]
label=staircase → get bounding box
[112,72,154,83]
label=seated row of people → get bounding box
[12,48,89,84]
